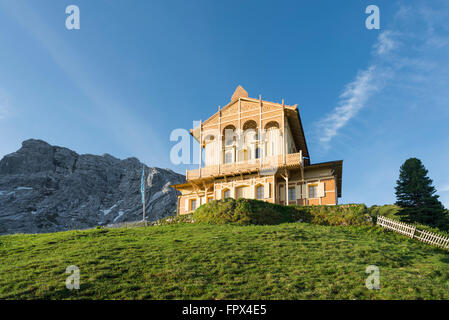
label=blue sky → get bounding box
[0,0,448,207]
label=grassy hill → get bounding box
[1,213,449,299]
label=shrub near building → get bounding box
[192,199,372,227]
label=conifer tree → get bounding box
[395,158,448,229]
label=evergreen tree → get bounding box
[395,158,448,229]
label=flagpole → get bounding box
[141,165,147,227]
[143,198,147,226]
[143,188,146,226]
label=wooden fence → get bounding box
[377,215,449,250]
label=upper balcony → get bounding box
[186,151,303,180]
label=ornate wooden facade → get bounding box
[171,86,343,214]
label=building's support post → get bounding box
[199,120,202,177]
[237,98,241,163]
[281,168,289,205]
[282,102,286,165]
[259,95,263,168]
[334,178,337,205]
[319,179,322,205]
[218,106,221,174]
[189,181,201,200]
[300,150,305,206]
[202,181,209,204]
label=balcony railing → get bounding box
[186,151,302,180]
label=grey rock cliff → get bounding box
[0,139,185,235]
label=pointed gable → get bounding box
[231,85,248,102]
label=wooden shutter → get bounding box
[230,187,235,199]
[318,182,325,198]
[264,183,270,198]
[216,190,221,200]
[250,185,256,199]
[280,185,285,201]
[295,184,302,199]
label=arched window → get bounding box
[264,121,280,157]
[203,134,216,166]
[256,185,264,200]
[223,125,236,147]
[243,120,257,132]
[223,189,231,199]
[242,120,257,145]
[264,121,279,131]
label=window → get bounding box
[255,147,261,159]
[225,151,233,164]
[190,199,197,211]
[223,190,231,199]
[254,133,259,141]
[288,187,295,201]
[256,186,264,200]
[308,184,318,198]
[223,127,236,146]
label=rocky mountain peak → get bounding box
[0,139,185,235]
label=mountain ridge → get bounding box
[0,139,185,234]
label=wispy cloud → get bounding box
[316,0,449,150]
[318,66,379,146]
[316,31,396,147]
[374,31,398,56]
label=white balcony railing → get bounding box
[186,151,302,180]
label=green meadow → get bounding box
[1,221,448,299]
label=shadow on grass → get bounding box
[439,256,449,264]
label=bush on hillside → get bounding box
[367,205,401,219]
[191,199,372,227]
[295,204,372,226]
[193,198,299,225]
[367,205,449,234]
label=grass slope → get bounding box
[1,222,448,299]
